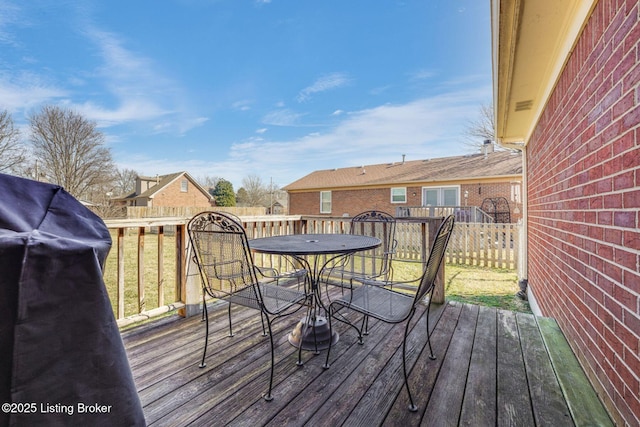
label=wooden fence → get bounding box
[446,222,520,269]
[125,206,266,218]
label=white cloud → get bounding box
[68,27,207,135]
[232,100,253,111]
[297,72,350,102]
[410,69,435,81]
[73,99,169,127]
[370,85,392,95]
[161,86,492,188]
[0,72,67,112]
[123,85,491,188]
[261,109,306,126]
[0,1,24,47]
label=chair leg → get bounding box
[362,315,370,336]
[201,291,206,322]
[323,306,333,369]
[402,313,418,412]
[227,303,234,337]
[333,306,363,344]
[297,303,313,367]
[425,301,435,360]
[199,300,209,368]
[260,311,268,337]
[312,308,321,356]
[263,315,275,402]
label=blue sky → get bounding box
[1,0,492,190]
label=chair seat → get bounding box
[332,285,414,323]
[227,283,308,314]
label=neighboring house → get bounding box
[493,1,639,425]
[284,145,523,221]
[267,200,285,215]
[114,172,213,208]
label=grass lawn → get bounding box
[392,260,531,313]
[103,231,179,318]
[444,264,530,313]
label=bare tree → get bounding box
[241,174,269,207]
[463,103,495,151]
[0,110,25,173]
[29,105,116,200]
[113,168,139,196]
[196,175,221,190]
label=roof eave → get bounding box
[492,0,597,148]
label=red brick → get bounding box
[612,90,636,119]
[598,210,613,225]
[612,131,635,155]
[622,147,640,168]
[623,189,640,208]
[623,230,640,250]
[615,247,638,272]
[596,177,613,193]
[614,211,637,228]
[614,171,635,190]
[623,60,640,93]
[621,104,640,132]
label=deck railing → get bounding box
[103,214,519,327]
[396,205,495,223]
[103,217,188,328]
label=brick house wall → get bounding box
[526,1,639,424]
[288,180,523,222]
[151,177,211,208]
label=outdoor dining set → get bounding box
[187,210,455,412]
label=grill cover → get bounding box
[0,173,145,426]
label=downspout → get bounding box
[498,141,539,314]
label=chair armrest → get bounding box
[352,274,420,290]
[256,265,279,277]
[257,265,309,292]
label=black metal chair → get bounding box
[188,211,310,401]
[323,215,455,412]
[324,210,397,289]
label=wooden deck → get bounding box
[122,297,612,426]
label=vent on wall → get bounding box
[515,100,534,111]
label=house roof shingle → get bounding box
[136,172,184,198]
[284,150,523,191]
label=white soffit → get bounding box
[493,0,597,146]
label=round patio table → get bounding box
[250,233,381,352]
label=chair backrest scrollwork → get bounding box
[188,211,259,301]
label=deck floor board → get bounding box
[122,297,603,426]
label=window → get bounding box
[422,186,459,206]
[180,179,188,192]
[390,187,407,203]
[320,191,332,213]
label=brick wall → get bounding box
[288,181,522,222]
[151,178,211,208]
[526,1,639,424]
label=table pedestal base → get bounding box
[288,316,338,351]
